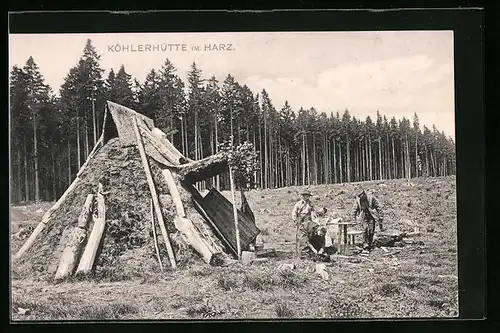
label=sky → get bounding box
[9,31,455,139]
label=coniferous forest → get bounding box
[9,39,456,204]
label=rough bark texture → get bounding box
[54,227,87,281]
[76,192,106,275]
[176,153,229,184]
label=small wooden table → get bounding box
[328,221,356,255]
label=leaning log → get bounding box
[150,199,164,272]
[161,169,186,217]
[14,137,104,261]
[76,190,106,275]
[150,127,192,165]
[176,154,229,184]
[54,194,94,281]
[174,216,216,264]
[161,169,222,264]
[133,118,177,269]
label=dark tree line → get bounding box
[10,39,456,204]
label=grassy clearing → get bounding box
[12,293,139,321]
[11,176,458,320]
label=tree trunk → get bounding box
[346,135,350,183]
[253,128,258,187]
[170,113,174,144]
[415,134,418,177]
[16,149,22,203]
[84,116,90,160]
[92,93,97,146]
[23,139,29,202]
[286,144,291,186]
[361,139,365,181]
[194,111,199,160]
[215,113,220,191]
[323,135,328,184]
[269,130,273,188]
[378,138,382,180]
[333,139,337,183]
[210,125,215,188]
[246,123,250,143]
[32,110,40,202]
[264,114,268,189]
[425,146,429,177]
[392,138,396,179]
[279,136,284,187]
[405,134,411,181]
[258,118,263,189]
[368,134,373,181]
[431,150,436,177]
[67,140,72,186]
[338,141,343,183]
[313,133,317,185]
[51,151,57,201]
[237,120,241,144]
[184,117,189,159]
[76,115,81,169]
[306,135,311,186]
[181,117,186,155]
[302,132,306,186]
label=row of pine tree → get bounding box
[9,39,456,204]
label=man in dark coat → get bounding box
[351,190,385,252]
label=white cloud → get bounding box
[243,55,454,137]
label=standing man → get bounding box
[351,190,385,253]
[292,191,316,257]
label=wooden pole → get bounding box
[133,118,177,269]
[14,136,104,261]
[76,185,106,275]
[54,194,94,281]
[229,167,241,260]
[150,199,164,272]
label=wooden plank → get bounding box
[255,248,276,258]
[199,188,260,253]
[76,191,106,275]
[206,189,260,239]
[106,101,155,146]
[187,185,238,256]
[14,137,104,261]
[132,118,177,269]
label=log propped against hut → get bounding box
[105,101,241,265]
[14,101,260,273]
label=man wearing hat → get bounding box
[351,189,385,252]
[292,190,318,257]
